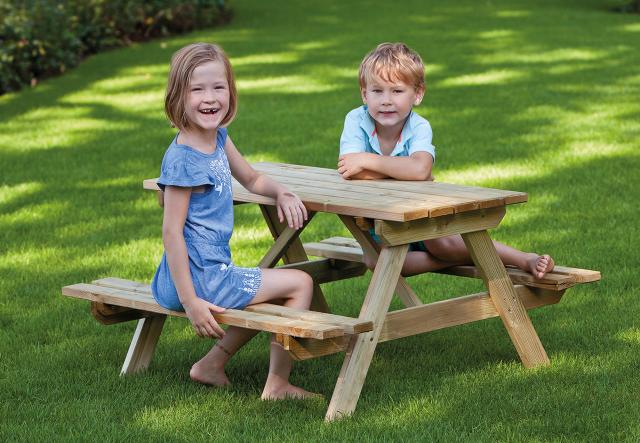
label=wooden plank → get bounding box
[260,205,331,313]
[91,302,146,325]
[326,245,408,421]
[247,304,372,334]
[121,316,166,375]
[254,162,527,204]
[62,283,344,339]
[375,207,506,246]
[301,237,600,290]
[274,286,564,360]
[378,286,562,342]
[462,230,550,368]
[304,242,365,262]
[258,224,305,268]
[339,215,422,307]
[277,258,367,285]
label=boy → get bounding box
[338,42,554,278]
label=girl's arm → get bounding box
[163,186,226,338]
[224,136,308,229]
[338,151,434,181]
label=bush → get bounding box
[0,0,232,95]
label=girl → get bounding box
[151,42,318,400]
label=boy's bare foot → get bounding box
[189,360,230,387]
[524,253,555,279]
[261,376,322,400]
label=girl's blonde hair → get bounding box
[165,42,237,130]
[359,42,425,92]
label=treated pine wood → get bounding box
[272,286,563,361]
[259,205,330,313]
[144,162,527,221]
[326,245,408,421]
[339,215,422,307]
[462,230,550,368]
[257,223,306,268]
[121,315,166,375]
[302,237,600,291]
[277,259,367,285]
[63,283,345,339]
[91,301,145,325]
[375,207,506,246]
[254,163,527,205]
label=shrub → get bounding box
[0,0,232,94]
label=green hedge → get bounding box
[0,0,232,95]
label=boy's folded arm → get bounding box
[367,152,433,181]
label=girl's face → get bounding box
[184,60,230,133]
[361,76,424,133]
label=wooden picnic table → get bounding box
[142,161,578,421]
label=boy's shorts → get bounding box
[369,229,427,253]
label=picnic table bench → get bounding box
[62,162,600,421]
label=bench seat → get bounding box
[304,236,601,291]
[63,277,372,340]
[62,277,373,372]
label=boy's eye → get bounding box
[394,89,404,93]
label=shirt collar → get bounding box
[360,106,415,156]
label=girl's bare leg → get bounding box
[190,327,259,386]
[252,268,320,400]
[424,235,555,279]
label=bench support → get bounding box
[326,243,409,421]
[462,230,550,368]
[121,315,166,375]
[260,205,330,313]
[340,214,422,308]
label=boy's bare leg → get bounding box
[424,235,555,279]
[190,326,259,386]
[363,250,454,277]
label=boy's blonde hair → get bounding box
[359,42,425,92]
[165,42,237,130]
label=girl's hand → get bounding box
[182,297,226,338]
[276,190,308,229]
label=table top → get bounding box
[144,162,527,222]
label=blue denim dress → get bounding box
[151,128,262,310]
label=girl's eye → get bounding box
[191,87,202,92]
[215,86,226,90]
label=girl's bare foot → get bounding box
[524,253,555,279]
[261,375,321,400]
[189,359,230,387]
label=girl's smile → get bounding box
[185,60,230,133]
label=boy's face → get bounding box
[361,76,424,132]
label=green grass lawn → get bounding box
[1,0,639,441]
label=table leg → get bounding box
[461,230,550,368]
[325,244,409,421]
[339,214,422,307]
[259,205,330,313]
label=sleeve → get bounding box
[339,110,366,155]
[156,148,214,191]
[217,127,228,149]
[408,121,436,161]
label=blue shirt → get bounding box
[339,105,436,160]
